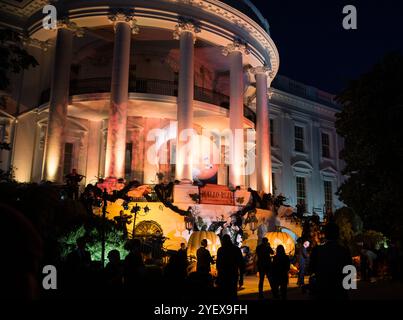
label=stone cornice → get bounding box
[10,0,278,74]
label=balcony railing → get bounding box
[40,77,256,122]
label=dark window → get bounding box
[295,126,304,152]
[272,172,276,194]
[324,180,333,213]
[296,176,306,206]
[125,142,133,180]
[63,143,74,176]
[270,119,274,147]
[321,133,330,158]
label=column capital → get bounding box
[222,39,250,56]
[20,36,52,51]
[250,65,270,76]
[173,17,201,42]
[108,10,139,35]
[268,88,274,99]
[56,18,84,37]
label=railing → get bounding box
[40,77,256,122]
[271,75,339,109]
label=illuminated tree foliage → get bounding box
[335,53,403,237]
[59,219,128,261]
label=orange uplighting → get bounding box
[45,145,60,181]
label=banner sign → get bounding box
[199,184,234,206]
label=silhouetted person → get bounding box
[65,236,92,297]
[177,242,188,278]
[104,249,124,296]
[272,245,290,300]
[196,239,214,275]
[309,223,352,300]
[124,239,145,293]
[297,241,310,286]
[65,168,84,200]
[255,237,274,298]
[114,210,131,238]
[216,235,245,300]
[1,204,43,300]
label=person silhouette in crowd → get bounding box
[271,245,291,300]
[104,249,124,296]
[216,235,245,300]
[65,236,92,297]
[361,247,378,283]
[124,239,145,294]
[309,223,352,300]
[65,168,85,200]
[1,204,43,300]
[177,242,188,278]
[196,239,214,275]
[297,240,310,287]
[255,237,274,299]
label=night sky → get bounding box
[250,0,403,94]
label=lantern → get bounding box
[265,231,296,256]
[184,216,194,234]
[187,231,221,259]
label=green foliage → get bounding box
[358,230,387,251]
[59,219,128,261]
[335,53,403,237]
[334,207,363,234]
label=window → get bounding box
[63,143,74,176]
[321,133,330,158]
[272,172,276,194]
[270,119,274,147]
[296,176,306,206]
[0,125,4,142]
[294,126,304,152]
[324,180,333,213]
[125,142,133,180]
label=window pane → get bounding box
[296,176,306,206]
[324,180,333,213]
[321,133,330,158]
[295,126,304,152]
[125,143,133,179]
[63,143,74,175]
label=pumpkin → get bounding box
[187,231,221,259]
[264,231,296,256]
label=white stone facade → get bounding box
[0,0,345,218]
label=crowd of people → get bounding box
[3,169,402,300]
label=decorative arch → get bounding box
[291,160,313,177]
[134,220,164,237]
[320,166,338,180]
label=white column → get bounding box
[104,12,139,179]
[223,41,249,188]
[252,66,273,193]
[173,19,200,183]
[43,19,83,182]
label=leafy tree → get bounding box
[335,53,403,237]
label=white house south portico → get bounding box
[27,0,279,193]
[2,0,344,251]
